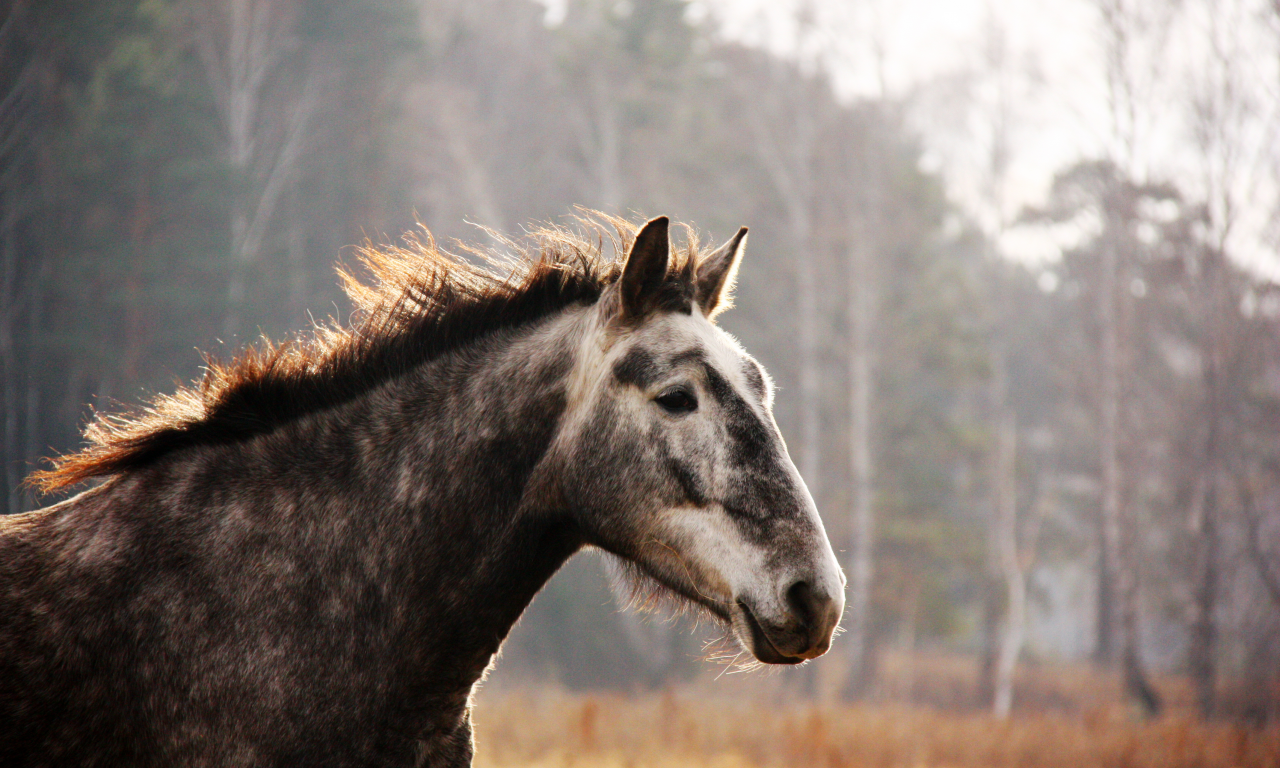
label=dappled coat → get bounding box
[0,215,843,768]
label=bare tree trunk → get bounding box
[194,0,316,338]
[985,338,1049,720]
[1096,237,1121,666]
[285,178,308,322]
[587,68,623,212]
[1189,473,1217,717]
[1,199,21,513]
[1121,576,1161,716]
[430,82,507,228]
[1,151,24,511]
[1089,0,1170,679]
[794,209,820,495]
[966,17,1033,707]
[979,353,1007,708]
[740,68,821,500]
[198,0,276,337]
[1240,479,1280,609]
[977,582,1000,706]
[226,70,316,337]
[1189,337,1222,718]
[443,108,507,227]
[0,5,42,514]
[899,582,920,702]
[1103,226,1160,714]
[992,409,1022,718]
[564,63,624,214]
[1179,1,1273,716]
[1117,213,1161,714]
[20,251,44,511]
[844,236,875,698]
[1118,489,1159,717]
[1094,510,1116,664]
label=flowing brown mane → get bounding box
[30,214,704,493]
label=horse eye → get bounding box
[654,387,697,414]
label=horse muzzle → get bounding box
[734,578,843,665]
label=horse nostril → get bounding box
[785,580,819,630]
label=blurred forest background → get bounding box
[3,0,1280,745]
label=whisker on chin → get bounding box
[714,651,743,681]
[700,633,758,675]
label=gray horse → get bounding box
[0,215,844,767]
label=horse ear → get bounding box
[619,216,671,319]
[696,227,748,319]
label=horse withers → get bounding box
[0,215,844,767]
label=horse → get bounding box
[0,214,844,767]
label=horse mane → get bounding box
[31,213,704,493]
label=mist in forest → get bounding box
[3,0,1279,724]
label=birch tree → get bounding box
[840,5,892,698]
[926,12,1045,713]
[844,175,877,698]
[190,0,319,338]
[1090,0,1175,712]
[759,0,884,700]
[741,67,824,497]
[1180,0,1276,716]
[0,0,46,514]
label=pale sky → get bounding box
[544,0,1280,277]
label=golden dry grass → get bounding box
[473,654,1280,768]
[473,689,1280,768]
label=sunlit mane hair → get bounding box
[31,213,705,493]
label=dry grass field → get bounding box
[473,653,1280,768]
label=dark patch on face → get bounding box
[703,365,771,465]
[689,359,805,544]
[612,346,660,389]
[667,457,709,507]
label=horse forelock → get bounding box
[31,213,711,493]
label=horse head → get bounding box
[552,216,845,665]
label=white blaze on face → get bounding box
[653,503,766,608]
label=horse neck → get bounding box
[383,309,588,627]
[151,306,589,696]
[350,307,589,665]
